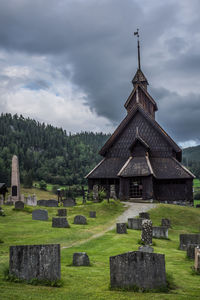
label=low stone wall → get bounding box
[110,251,166,289]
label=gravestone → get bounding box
[153,227,168,239]
[57,209,67,217]
[89,211,96,218]
[110,251,166,290]
[161,218,171,228]
[32,209,48,221]
[194,247,200,272]
[15,201,24,210]
[139,212,150,219]
[37,200,47,206]
[141,219,152,245]
[138,245,154,253]
[127,218,144,230]
[27,195,37,206]
[45,199,58,207]
[93,185,99,201]
[63,198,76,207]
[11,155,21,202]
[52,217,70,228]
[9,244,60,281]
[73,252,90,266]
[110,185,117,199]
[74,215,87,225]
[5,201,13,206]
[187,244,200,259]
[179,234,200,250]
[116,223,127,234]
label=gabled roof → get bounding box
[118,156,152,177]
[129,135,150,152]
[124,83,158,111]
[132,69,149,85]
[99,104,181,156]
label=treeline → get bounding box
[0,113,110,186]
[182,146,200,178]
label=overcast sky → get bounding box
[0,0,200,147]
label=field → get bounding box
[1,201,200,299]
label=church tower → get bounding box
[86,31,194,203]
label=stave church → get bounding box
[86,33,194,202]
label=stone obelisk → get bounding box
[11,155,21,202]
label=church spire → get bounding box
[132,29,148,90]
[134,29,141,70]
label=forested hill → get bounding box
[182,146,200,178]
[0,113,110,186]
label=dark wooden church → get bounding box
[86,34,194,202]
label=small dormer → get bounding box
[129,134,149,157]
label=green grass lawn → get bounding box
[1,203,200,299]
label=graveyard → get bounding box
[0,198,200,299]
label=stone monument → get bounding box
[141,219,153,245]
[11,155,21,203]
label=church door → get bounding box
[129,177,143,198]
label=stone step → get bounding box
[129,198,153,203]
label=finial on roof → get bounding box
[134,28,141,70]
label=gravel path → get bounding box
[62,202,157,249]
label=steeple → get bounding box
[132,29,149,90]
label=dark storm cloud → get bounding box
[151,87,200,143]
[0,0,199,143]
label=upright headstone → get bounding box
[73,252,90,266]
[52,217,70,228]
[128,218,144,230]
[15,201,24,210]
[27,195,37,206]
[11,155,21,203]
[57,209,67,217]
[152,227,168,239]
[194,247,200,272]
[74,215,87,225]
[110,251,166,290]
[63,198,76,207]
[161,218,171,228]
[32,209,48,221]
[116,223,127,234]
[138,245,154,253]
[187,244,200,259]
[139,212,150,219]
[89,211,96,218]
[141,219,152,245]
[110,184,117,199]
[93,185,99,201]
[37,200,47,206]
[179,234,200,250]
[45,199,58,207]
[9,244,60,281]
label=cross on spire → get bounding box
[134,28,141,70]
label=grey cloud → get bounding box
[0,0,199,144]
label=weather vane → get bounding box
[134,28,141,70]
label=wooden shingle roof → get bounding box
[150,157,195,179]
[118,156,152,177]
[99,104,181,158]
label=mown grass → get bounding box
[1,203,200,299]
